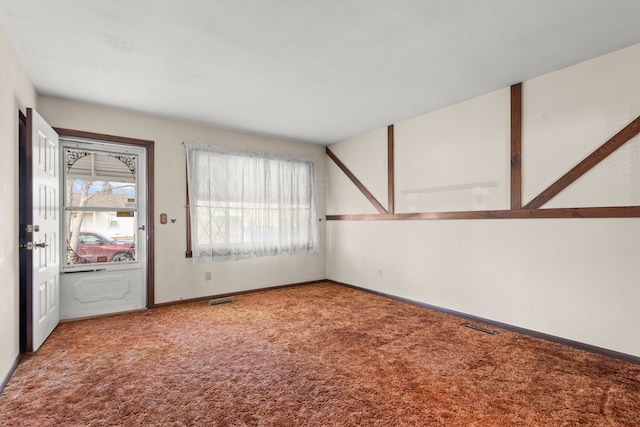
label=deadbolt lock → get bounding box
[19,242,33,250]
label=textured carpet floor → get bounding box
[1,282,639,426]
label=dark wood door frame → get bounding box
[18,110,33,352]
[54,127,156,309]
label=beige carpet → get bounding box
[1,282,639,426]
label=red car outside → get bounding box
[73,231,135,263]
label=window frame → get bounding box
[184,144,319,261]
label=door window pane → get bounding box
[65,211,137,264]
[64,149,138,266]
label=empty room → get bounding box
[1,1,640,425]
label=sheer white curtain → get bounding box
[185,143,319,263]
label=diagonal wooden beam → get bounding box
[510,83,522,210]
[387,125,395,214]
[326,147,388,214]
[525,114,640,209]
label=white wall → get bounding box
[38,97,327,304]
[0,25,37,383]
[327,44,640,357]
[396,88,510,212]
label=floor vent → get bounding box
[208,297,234,306]
[462,323,498,335]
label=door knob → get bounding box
[34,242,48,248]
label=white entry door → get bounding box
[29,108,60,351]
[59,138,147,319]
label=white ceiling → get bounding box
[2,1,640,145]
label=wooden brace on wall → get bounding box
[327,83,640,221]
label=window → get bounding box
[63,144,139,267]
[185,143,319,262]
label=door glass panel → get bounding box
[64,149,138,267]
[65,210,137,264]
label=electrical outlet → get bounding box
[378,268,383,278]
[205,272,212,281]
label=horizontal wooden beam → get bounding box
[327,206,640,221]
